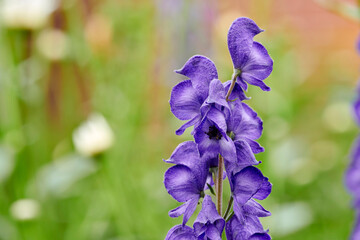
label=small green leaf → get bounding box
[207,183,216,196]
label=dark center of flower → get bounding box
[206,126,222,140]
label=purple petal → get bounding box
[249,233,271,240]
[351,213,360,240]
[165,225,197,240]
[170,80,202,120]
[183,198,199,225]
[231,102,263,141]
[165,141,208,189]
[164,165,200,202]
[227,17,263,70]
[223,80,249,102]
[239,42,273,91]
[204,225,222,240]
[175,115,201,135]
[206,79,229,109]
[194,195,225,237]
[232,167,265,205]
[246,139,265,154]
[206,107,227,132]
[194,120,221,159]
[346,138,360,195]
[234,140,259,167]
[354,96,360,126]
[175,55,218,101]
[219,136,237,163]
[164,141,200,167]
[243,199,271,217]
[253,177,272,200]
[226,214,267,240]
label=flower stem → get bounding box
[217,155,224,215]
[225,69,240,101]
[223,195,233,219]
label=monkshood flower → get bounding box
[194,106,236,162]
[164,141,208,225]
[227,18,273,92]
[170,56,219,135]
[165,195,225,240]
[229,167,271,218]
[164,17,273,240]
[193,195,225,239]
[225,100,264,173]
[226,214,270,240]
[165,225,197,240]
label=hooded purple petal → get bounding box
[227,17,263,70]
[170,80,202,121]
[175,55,218,101]
[165,225,197,240]
[238,42,273,91]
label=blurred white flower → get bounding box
[73,113,114,157]
[36,154,97,198]
[37,29,68,60]
[1,0,58,30]
[10,199,40,221]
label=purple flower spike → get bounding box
[164,17,273,238]
[165,225,197,240]
[193,195,225,239]
[175,55,218,102]
[227,18,273,91]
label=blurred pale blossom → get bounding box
[36,29,68,60]
[263,202,313,237]
[1,0,58,29]
[36,154,97,198]
[322,102,353,133]
[73,113,114,157]
[10,199,40,221]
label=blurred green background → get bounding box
[0,0,359,239]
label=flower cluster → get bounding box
[346,37,360,240]
[164,17,273,240]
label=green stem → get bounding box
[223,196,233,219]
